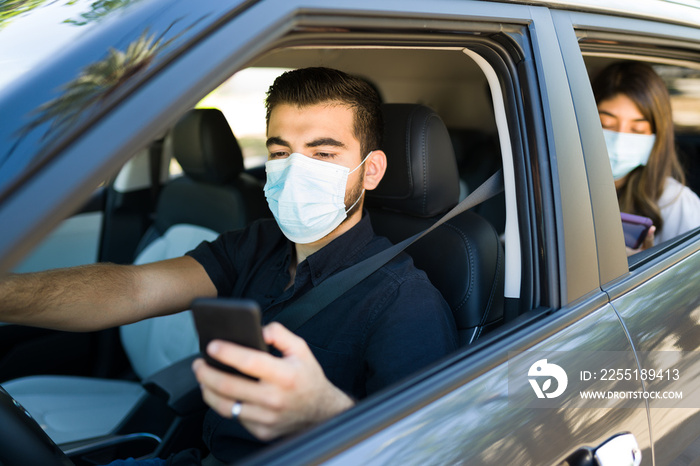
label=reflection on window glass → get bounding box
[196,67,292,168]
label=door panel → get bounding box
[320,301,648,465]
[12,211,102,273]
[608,246,700,465]
[1,191,107,381]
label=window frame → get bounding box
[557,10,700,291]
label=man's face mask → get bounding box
[264,152,372,244]
[603,129,656,180]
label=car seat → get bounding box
[366,104,504,345]
[5,108,268,446]
[449,128,506,234]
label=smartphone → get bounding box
[621,212,653,249]
[192,297,268,378]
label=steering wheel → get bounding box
[0,384,73,466]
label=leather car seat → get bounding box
[366,104,504,345]
[121,108,268,378]
[5,108,268,446]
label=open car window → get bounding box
[581,51,700,265]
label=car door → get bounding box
[228,2,648,464]
[0,0,648,464]
[556,9,700,465]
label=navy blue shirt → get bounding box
[186,212,457,462]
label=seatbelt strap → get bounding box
[274,169,504,332]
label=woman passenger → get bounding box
[592,61,700,251]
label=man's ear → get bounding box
[363,150,387,191]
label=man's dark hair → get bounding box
[265,67,383,156]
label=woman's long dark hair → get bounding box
[592,61,685,233]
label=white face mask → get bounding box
[603,129,656,180]
[264,152,372,244]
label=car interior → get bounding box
[3,35,700,463]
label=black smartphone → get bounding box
[621,212,653,249]
[192,297,268,378]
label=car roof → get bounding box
[510,0,700,28]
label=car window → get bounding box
[583,54,700,255]
[174,45,516,316]
[164,39,534,460]
[244,44,533,309]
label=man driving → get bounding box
[1,67,458,465]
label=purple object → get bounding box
[621,212,653,249]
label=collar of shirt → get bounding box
[296,210,376,288]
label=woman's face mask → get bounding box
[264,152,371,244]
[603,129,656,180]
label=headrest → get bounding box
[170,108,244,184]
[366,104,459,217]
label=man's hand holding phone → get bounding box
[192,298,268,379]
[191,299,354,441]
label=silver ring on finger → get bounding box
[231,401,243,420]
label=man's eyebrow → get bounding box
[306,138,347,149]
[266,136,289,147]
